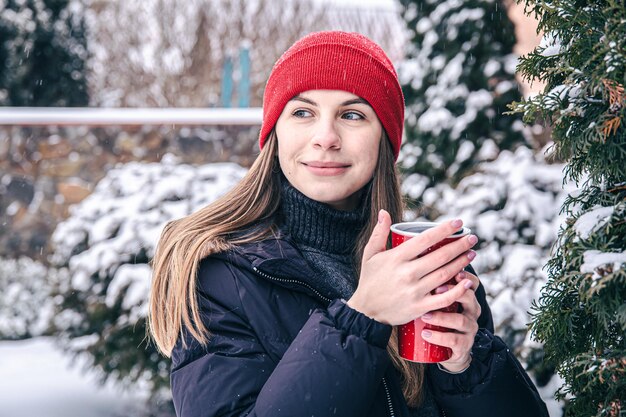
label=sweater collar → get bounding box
[279,177,369,255]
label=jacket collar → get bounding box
[220,235,345,303]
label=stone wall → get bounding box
[0,125,259,262]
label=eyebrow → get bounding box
[289,95,371,107]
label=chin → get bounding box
[307,189,359,211]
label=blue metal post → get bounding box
[238,47,250,107]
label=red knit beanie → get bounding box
[259,31,404,160]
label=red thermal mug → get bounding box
[390,221,471,363]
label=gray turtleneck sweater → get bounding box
[278,179,366,299]
[278,179,440,417]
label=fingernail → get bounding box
[457,270,466,279]
[468,235,478,245]
[467,250,476,261]
[435,286,449,294]
[421,330,432,339]
[464,280,474,290]
[451,219,463,228]
[378,210,384,224]
[421,312,433,320]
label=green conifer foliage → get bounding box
[512,1,625,416]
[399,0,526,207]
[0,0,89,106]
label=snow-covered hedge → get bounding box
[0,257,64,339]
[50,156,247,397]
[404,146,571,405]
[420,147,567,332]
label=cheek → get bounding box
[365,140,381,174]
[277,143,294,175]
[364,158,378,180]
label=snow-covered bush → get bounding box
[403,146,571,412]
[0,257,64,339]
[50,156,247,400]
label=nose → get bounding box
[311,118,341,151]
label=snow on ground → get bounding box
[0,337,151,417]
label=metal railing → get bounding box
[0,107,263,126]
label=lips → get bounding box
[302,161,351,176]
[302,161,350,168]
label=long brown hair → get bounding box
[148,130,424,406]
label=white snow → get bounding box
[43,159,247,393]
[541,45,561,57]
[52,159,247,278]
[0,257,61,338]
[0,337,150,417]
[484,59,501,77]
[536,368,566,417]
[417,107,454,135]
[574,205,614,239]
[539,32,562,57]
[538,83,583,112]
[400,172,430,200]
[450,89,493,140]
[105,264,152,321]
[416,17,432,34]
[581,250,626,278]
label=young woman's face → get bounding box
[275,89,382,211]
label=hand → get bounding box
[347,210,478,326]
[420,271,481,373]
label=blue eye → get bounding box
[342,111,364,120]
[293,109,312,118]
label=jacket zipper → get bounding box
[382,377,395,417]
[252,266,332,303]
[253,267,396,417]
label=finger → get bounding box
[421,278,475,312]
[413,233,478,276]
[362,209,391,262]
[454,289,482,321]
[454,271,480,291]
[421,310,479,335]
[393,219,467,261]
[421,328,475,353]
[417,250,477,292]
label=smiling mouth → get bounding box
[302,161,351,176]
[302,162,350,168]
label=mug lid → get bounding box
[390,221,470,238]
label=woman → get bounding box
[149,31,549,417]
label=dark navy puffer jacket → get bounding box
[170,236,549,417]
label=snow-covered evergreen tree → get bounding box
[0,0,89,106]
[512,1,626,416]
[50,157,246,404]
[399,0,527,208]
